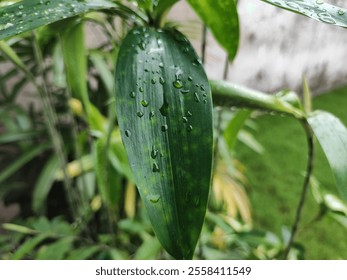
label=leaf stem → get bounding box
[201,25,207,64]
[283,120,314,259]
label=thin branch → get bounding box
[201,25,207,65]
[283,120,314,259]
[223,55,229,80]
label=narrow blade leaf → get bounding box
[0,0,117,41]
[186,0,239,61]
[308,111,347,201]
[115,27,213,259]
[32,155,59,214]
[261,0,347,28]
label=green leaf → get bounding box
[0,0,118,41]
[36,237,74,260]
[0,41,27,73]
[60,21,89,108]
[89,51,114,97]
[308,111,347,201]
[134,237,162,259]
[154,0,179,18]
[224,110,252,151]
[32,155,59,214]
[0,143,50,184]
[115,27,213,259]
[66,246,100,260]
[11,234,49,260]
[261,0,347,28]
[2,223,37,235]
[186,0,239,61]
[0,131,41,144]
[93,138,121,207]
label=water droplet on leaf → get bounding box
[180,89,190,94]
[159,77,165,84]
[148,194,160,203]
[152,163,160,173]
[151,145,158,159]
[161,124,168,132]
[141,100,149,107]
[173,80,183,89]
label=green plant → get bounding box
[0,0,346,260]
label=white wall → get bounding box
[169,0,347,95]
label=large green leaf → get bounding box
[186,0,239,61]
[115,27,213,259]
[261,0,347,28]
[307,111,347,201]
[0,0,118,41]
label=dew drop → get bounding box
[187,125,193,132]
[139,86,144,92]
[151,145,158,159]
[149,111,155,120]
[151,78,156,84]
[152,163,160,173]
[316,0,324,4]
[137,111,144,118]
[188,76,193,81]
[318,13,336,24]
[161,124,168,132]
[159,77,165,84]
[159,102,169,117]
[183,117,188,123]
[139,41,146,50]
[130,91,136,98]
[141,100,149,107]
[173,80,183,89]
[159,62,164,68]
[187,111,193,117]
[125,130,131,137]
[194,92,200,103]
[286,1,300,10]
[148,194,160,202]
[338,9,345,15]
[180,89,190,94]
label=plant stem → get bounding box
[210,80,305,119]
[201,25,207,65]
[283,120,314,259]
[223,55,229,80]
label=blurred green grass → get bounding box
[235,85,347,259]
